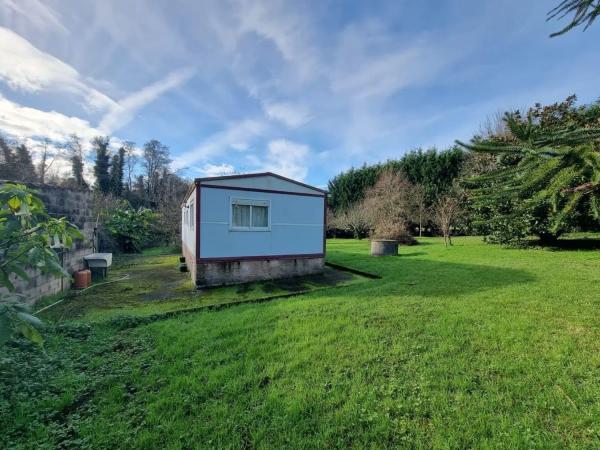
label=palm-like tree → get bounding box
[457,113,600,238]
[548,0,600,37]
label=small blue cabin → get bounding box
[181,172,327,287]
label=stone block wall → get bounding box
[1,181,95,304]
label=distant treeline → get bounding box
[327,147,465,212]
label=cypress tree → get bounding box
[109,147,125,197]
[92,136,111,194]
[14,144,37,182]
[67,134,87,189]
[0,136,16,180]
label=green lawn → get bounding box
[3,237,600,449]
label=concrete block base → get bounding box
[196,257,324,288]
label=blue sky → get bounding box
[0,0,599,187]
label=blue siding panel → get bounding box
[199,187,324,258]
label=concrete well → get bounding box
[370,239,398,256]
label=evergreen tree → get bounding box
[549,0,600,37]
[67,134,87,189]
[14,144,37,182]
[0,136,16,180]
[92,136,111,194]
[327,147,466,212]
[109,146,125,197]
[458,111,600,244]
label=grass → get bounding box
[3,237,600,448]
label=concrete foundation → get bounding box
[196,257,324,287]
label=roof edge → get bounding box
[194,172,327,194]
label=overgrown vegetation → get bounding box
[104,202,157,253]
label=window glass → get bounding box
[189,202,194,227]
[232,204,251,227]
[251,205,268,227]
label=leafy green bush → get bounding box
[104,201,157,253]
[0,183,82,345]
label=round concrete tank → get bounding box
[370,239,398,256]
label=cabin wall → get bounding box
[181,186,197,280]
[199,186,324,259]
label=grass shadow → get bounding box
[535,238,600,251]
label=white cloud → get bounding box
[0,0,68,35]
[195,163,236,177]
[263,102,311,127]
[0,27,115,111]
[261,139,309,181]
[98,66,195,134]
[237,1,319,80]
[330,21,466,101]
[172,119,267,170]
[0,95,101,143]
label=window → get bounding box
[189,201,194,227]
[231,198,270,231]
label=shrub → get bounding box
[370,221,416,245]
[104,201,157,253]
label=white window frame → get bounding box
[229,197,271,232]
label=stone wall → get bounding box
[1,182,95,304]
[196,257,324,288]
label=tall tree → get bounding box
[92,136,111,194]
[142,139,171,202]
[66,134,87,189]
[0,136,15,180]
[123,141,137,191]
[458,105,600,244]
[14,144,37,182]
[109,146,125,197]
[548,0,600,36]
[37,138,56,184]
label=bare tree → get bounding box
[362,170,414,240]
[433,194,462,247]
[142,139,171,202]
[37,138,60,184]
[335,202,372,239]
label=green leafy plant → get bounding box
[0,183,82,344]
[458,113,600,245]
[104,201,157,253]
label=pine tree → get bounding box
[457,112,600,243]
[92,136,111,194]
[15,144,37,182]
[109,147,125,197]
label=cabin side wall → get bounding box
[199,187,324,259]
[181,185,197,281]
